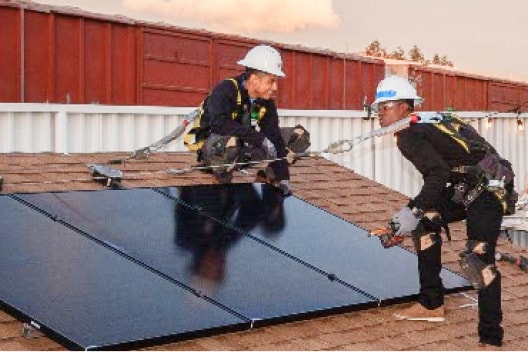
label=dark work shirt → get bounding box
[396,120,493,210]
[203,73,289,179]
[205,74,285,152]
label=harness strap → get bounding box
[226,78,242,120]
[184,78,242,151]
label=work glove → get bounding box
[261,137,277,160]
[391,206,420,236]
[276,180,292,197]
[286,148,297,164]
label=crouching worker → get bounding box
[184,44,310,195]
[371,75,517,347]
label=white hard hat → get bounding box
[372,75,423,108]
[237,45,285,77]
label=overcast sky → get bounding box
[35,0,528,83]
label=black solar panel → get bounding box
[156,184,469,301]
[0,196,247,350]
[13,188,376,322]
[1,184,471,349]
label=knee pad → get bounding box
[204,136,240,162]
[459,241,497,290]
[411,231,440,252]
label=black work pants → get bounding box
[417,189,503,345]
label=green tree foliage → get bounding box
[365,40,454,67]
[365,40,386,57]
[388,46,406,60]
[408,45,425,63]
[440,55,454,67]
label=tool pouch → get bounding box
[280,124,311,153]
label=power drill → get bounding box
[495,252,528,272]
[369,220,404,248]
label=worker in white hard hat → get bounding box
[371,75,424,127]
[184,44,310,194]
[372,75,516,348]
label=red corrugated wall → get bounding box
[0,2,386,109]
[0,5,21,102]
[415,67,489,111]
[1,1,527,111]
[0,4,138,104]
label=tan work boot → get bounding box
[393,302,445,322]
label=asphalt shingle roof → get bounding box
[1,152,527,351]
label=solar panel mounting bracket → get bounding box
[88,164,123,188]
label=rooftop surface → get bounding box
[1,152,527,351]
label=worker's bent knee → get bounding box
[459,240,497,290]
[411,231,440,252]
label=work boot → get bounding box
[256,170,291,196]
[478,341,502,350]
[393,302,445,322]
[255,169,270,184]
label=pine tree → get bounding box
[408,45,424,63]
[365,40,386,57]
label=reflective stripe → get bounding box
[227,78,242,120]
[433,123,471,153]
[184,78,242,152]
[375,89,397,99]
[451,165,471,173]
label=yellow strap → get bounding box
[492,190,508,214]
[226,78,242,120]
[432,118,471,153]
[183,79,241,151]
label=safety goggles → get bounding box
[376,101,404,113]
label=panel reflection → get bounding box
[174,184,286,288]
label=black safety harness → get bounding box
[411,112,516,214]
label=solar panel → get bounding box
[157,184,470,302]
[0,195,247,350]
[13,188,376,325]
[1,184,471,349]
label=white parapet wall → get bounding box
[1,103,527,198]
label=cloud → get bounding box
[122,0,340,33]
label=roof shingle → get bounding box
[1,152,527,350]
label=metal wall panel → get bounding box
[291,51,312,109]
[276,49,295,107]
[0,5,138,105]
[412,67,490,111]
[358,61,385,109]
[141,28,213,106]
[53,15,82,103]
[24,10,51,102]
[489,82,523,111]
[0,2,388,109]
[311,54,329,109]
[110,24,137,105]
[214,40,249,85]
[4,2,528,111]
[0,6,20,102]
[464,77,488,111]
[1,104,527,198]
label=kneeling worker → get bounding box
[184,44,310,195]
